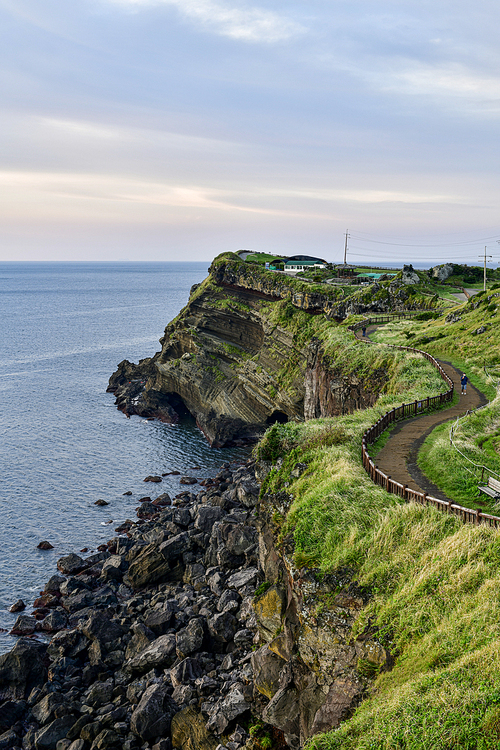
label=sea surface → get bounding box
[0,262,250,654]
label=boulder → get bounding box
[176,619,204,659]
[125,533,189,589]
[56,554,87,575]
[170,657,203,687]
[80,611,123,649]
[125,623,156,660]
[47,629,88,661]
[34,715,75,750]
[0,638,47,700]
[207,612,237,645]
[0,700,26,734]
[89,729,121,749]
[10,614,36,636]
[206,687,251,734]
[225,525,257,557]
[310,677,363,734]
[171,707,218,750]
[41,610,68,632]
[253,584,286,642]
[251,645,286,699]
[236,480,260,508]
[130,683,177,741]
[100,555,128,582]
[32,693,66,724]
[143,603,176,636]
[126,634,176,673]
[226,568,259,590]
[431,263,454,281]
[194,507,224,533]
[0,729,20,749]
[262,686,300,750]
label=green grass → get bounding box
[369,306,500,401]
[254,305,500,750]
[418,398,500,512]
[258,411,500,750]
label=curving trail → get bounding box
[359,324,488,508]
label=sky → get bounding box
[1,0,500,265]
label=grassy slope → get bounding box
[253,286,500,749]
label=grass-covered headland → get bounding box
[254,294,500,748]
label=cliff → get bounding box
[108,254,430,446]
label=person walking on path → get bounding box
[362,325,367,337]
[461,373,468,395]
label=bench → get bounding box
[478,476,500,500]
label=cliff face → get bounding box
[108,255,419,447]
[249,472,393,749]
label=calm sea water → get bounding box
[0,262,250,654]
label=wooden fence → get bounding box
[352,316,500,529]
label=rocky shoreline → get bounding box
[0,461,266,750]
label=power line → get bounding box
[349,232,500,248]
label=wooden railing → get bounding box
[352,317,500,529]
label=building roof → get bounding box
[286,255,327,263]
[356,272,397,280]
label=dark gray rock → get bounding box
[125,533,189,589]
[216,590,240,613]
[80,611,123,648]
[0,638,48,700]
[208,612,237,645]
[10,615,36,636]
[125,623,156,660]
[100,555,128,582]
[194,507,224,534]
[56,554,87,575]
[130,683,178,741]
[236,480,259,508]
[176,619,204,659]
[86,679,114,708]
[226,568,259,590]
[0,729,20,749]
[41,610,68,633]
[170,657,203,687]
[126,634,176,673]
[34,715,76,750]
[47,629,88,661]
[143,602,176,636]
[31,692,66,725]
[0,700,26,734]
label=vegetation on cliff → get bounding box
[254,285,500,749]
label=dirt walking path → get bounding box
[364,325,488,505]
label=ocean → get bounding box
[0,262,250,654]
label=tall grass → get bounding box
[257,338,500,749]
[418,397,500,511]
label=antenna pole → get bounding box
[479,247,493,292]
[344,230,349,265]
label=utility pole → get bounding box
[479,247,492,292]
[344,230,349,266]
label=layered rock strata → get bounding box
[108,256,422,447]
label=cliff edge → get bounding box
[108,254,429,446]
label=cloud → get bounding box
[0,171,467,228]
[105,0,304,42]
[387,62,500,106]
